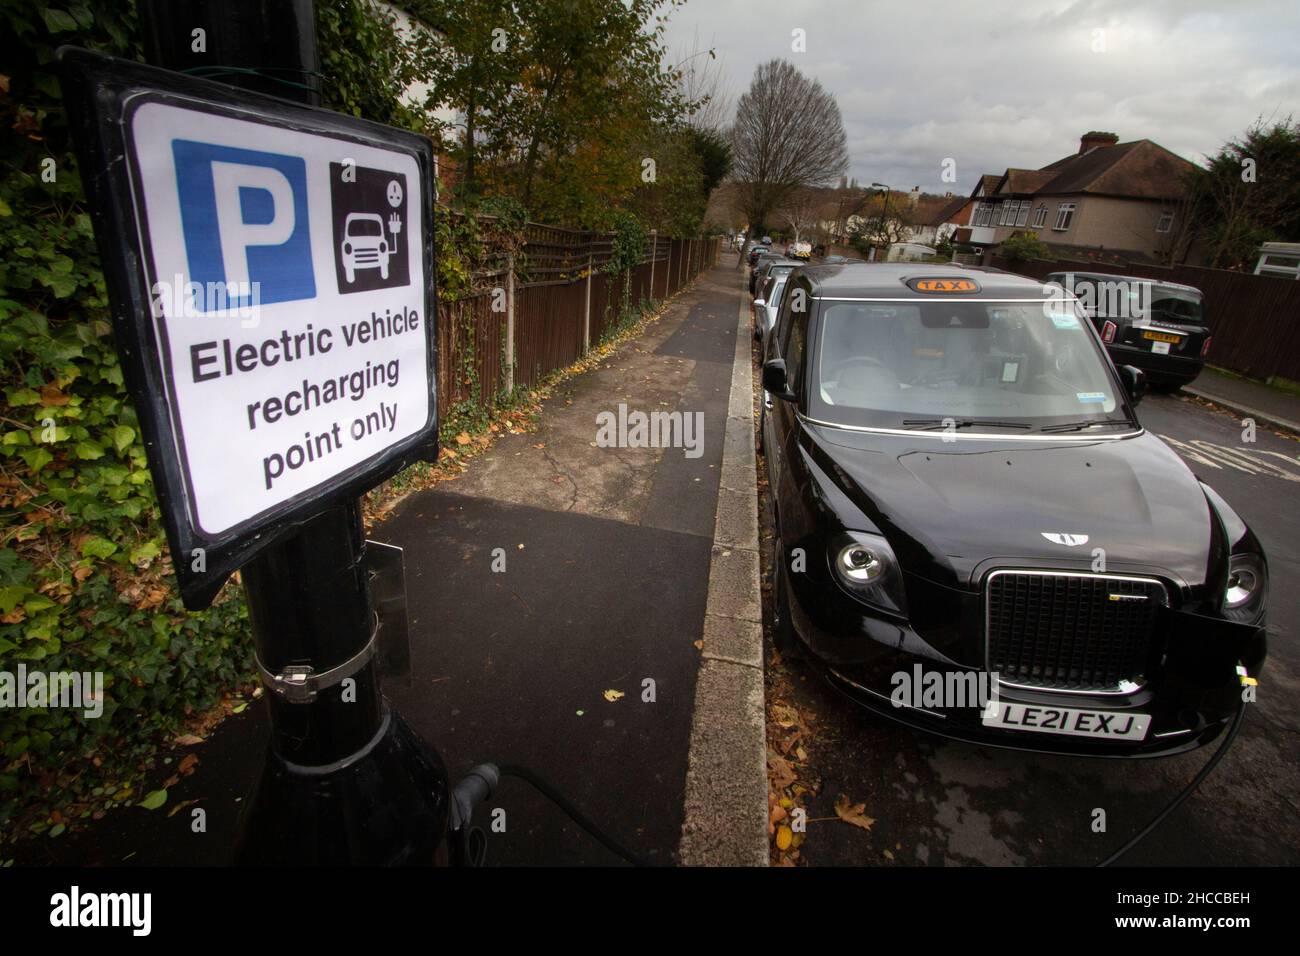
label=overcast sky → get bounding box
[659,0,1300,196]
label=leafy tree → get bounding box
[1175,118,1300,269]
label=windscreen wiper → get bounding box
[901,418,1032,431]
[1038,418,1135,434]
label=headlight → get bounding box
[1223,552,1266,621]
[830,531,907,615]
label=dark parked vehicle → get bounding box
[750,256,799,298]
[747,244,775,269]
[761,264,1266,756]
[1046,271,1211,390]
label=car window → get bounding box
[347,217,383,237]
[809,299,1122,429]
[770,277,788,311]
[782,299,808,393]
[1150,293,1204,325]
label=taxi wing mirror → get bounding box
[1119,365,1146,406]
[763,358,796,401]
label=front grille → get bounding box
[985,571,1165,691]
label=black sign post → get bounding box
[61,0,449,864]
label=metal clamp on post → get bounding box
[257,622,380,704]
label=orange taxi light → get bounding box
[909,277,980,293]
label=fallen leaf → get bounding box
[775,825,793,851]
[456,432,471,446]
[178,754,199,775]
[168,799,199,819]
[834,794,875,831]
[138,789,168,811]
[603,689,624,702]
[174,734,204,746]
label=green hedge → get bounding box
[0,0,419,841]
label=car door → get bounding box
[766,282,810,525]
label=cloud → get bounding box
[663,0,1300,194]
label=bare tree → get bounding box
[730,59,849,243]
[778,187,832,242]
[672,31,732,135]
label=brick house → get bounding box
[955,132,1199,262]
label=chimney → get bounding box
[1079,131,1119,155]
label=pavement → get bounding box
[8,261,768,867]
[1183,366,1300,434]
[762,388,1300,867]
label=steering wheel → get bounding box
[828,356,897,391]
[829,355,888,375]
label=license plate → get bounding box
[1143,329,1181,344]
[981,700,1150,740]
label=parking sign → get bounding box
[61,49,438,608]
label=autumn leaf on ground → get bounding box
[603,689,624,702]
[834,794,875,831]
[168,799,200,819]
[456,432,471,446]
[775,825,793,851]
[173,734,204,746]
[768,753,796,790]
[138,789,168,811]
[178,754,199,775]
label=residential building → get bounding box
[957,132,1199,262]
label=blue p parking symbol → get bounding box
[171,141,316,309]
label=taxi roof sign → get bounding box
[908,277,981,294]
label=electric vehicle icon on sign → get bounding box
[340,211,400,283]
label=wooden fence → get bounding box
[436,229,720,415]
[990,256,1300,383]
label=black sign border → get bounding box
[59,47,439,610]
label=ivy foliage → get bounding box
[0,0,433,841]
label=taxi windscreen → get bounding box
[811,299,1124,429]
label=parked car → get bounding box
[747,244,774,269]
[760,263,1266,756]
[750,255,797,297]
[1046,271,1211,390]
[748,249,781,290]
[752,259,800,338]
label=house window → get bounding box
[975,203,995,227]
[1032,204,1047,228]
[1053,203,1076,231]
[1156,212,1174,234]
[1015,201,1030,227]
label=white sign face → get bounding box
[128,100,432,537]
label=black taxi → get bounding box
[1045,271,1211,390]
[760,263,1266,756]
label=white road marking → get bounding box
[1159,434,1300,482]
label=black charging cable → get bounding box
[449,762,652,867]
[1097,693,1249,867]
